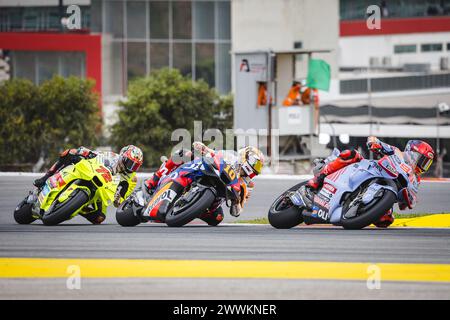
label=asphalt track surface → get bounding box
[0,176,449,299]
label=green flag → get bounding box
[307,59,331,91]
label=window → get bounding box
[149,1,169,39]
[11,51,86,85]
[110,42,125,95]
[194,1,214,40]
[127,1,147,39]
[447,43,450,51]
[91,0,103,32]
[217,1,231,40]
[294,41,303,49]
[12,52,36,83]
[93,0,231,95]
[173,1,192,39]
[150,43,169,71]
[394,44,417,54]
[37,52,59,84]
[60,52,85,78]
[421,43,443,52]
[216,43,231,94]
[127,42,147,81]
[104,1,124,38]
[173,43,192,76]
[196,43,215,87]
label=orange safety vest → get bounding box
[301,87,319,106]
[283,84,302,106]
[257,82,272,106]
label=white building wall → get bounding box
[339,32,450,70]
[232,0,339,77]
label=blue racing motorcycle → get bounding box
[268,149,418,229]
[116,153,242,227]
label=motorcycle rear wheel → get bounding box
[42,189,89,226]
[165,188,216,227]
[268,182,305,229]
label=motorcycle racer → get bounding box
[33,145,144,224]
[300,137,435,228]
[144,142,264,225]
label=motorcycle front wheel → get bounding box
[13,197,36,225]
[116,198,142,227]
[268,182,305,229]
[341,187,396,230]
[42,189,89,226]
[165,187,216,227]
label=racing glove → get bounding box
[366,136,382,154]
[193,141,214,156]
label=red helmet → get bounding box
[404,140,435,174]
[119,145,144,173]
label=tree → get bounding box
[0,79,41,166]
[0,76,101,170]
[38,76,100,164]
[111,68,233,167]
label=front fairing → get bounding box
[37,158,118,214]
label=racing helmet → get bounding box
[403,140,435,174]
[119,145,144,173]
[238,146,265,179]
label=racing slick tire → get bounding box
[341,189,396,230]
[116,198,142,227]
[42,189,89,226]
[165,188,216,227]
[13,199,36,225]
[268,182,305,229]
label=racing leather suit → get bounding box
[34,147,137,224]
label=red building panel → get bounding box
[340,16,450,37]
[0,32,102,108]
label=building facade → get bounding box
[1,0,450,174]
[0,0,231,108]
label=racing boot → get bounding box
[374,208,394,228]
[33,164,59,187]
[80,204,106,224]
[33,148,83,188]
[306,149,363,191]
[200,206,224,226]
[33,173,53,188]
